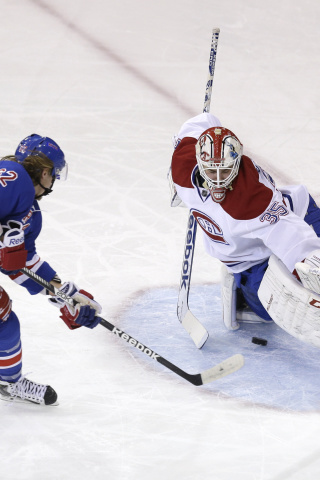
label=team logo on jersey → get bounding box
[21,207,35,230]
[259,201,289,225]
[0,168,18,187]
[191,209,228,244]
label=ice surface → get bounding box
[120,284,320,412]
[1,0,320,479]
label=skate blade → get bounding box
[0,393,59,406]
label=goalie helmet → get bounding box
[15,134,68,181]
[195,127,243,203]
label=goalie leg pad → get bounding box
[221,265,239,330]
[258,255,320,348]
[221,265,270,330]
[233,260,273,322]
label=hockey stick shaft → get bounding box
[203,28,220,114]
[177,212,197,320]
[20,267,244,385]
[177,212,209,349]
[177,29,220,348]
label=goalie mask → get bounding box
[195,127,243,203]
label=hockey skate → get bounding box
[0,377,58,406]
[236,289,271,324]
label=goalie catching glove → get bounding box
[48,281,102,330]
[0,221,28,272]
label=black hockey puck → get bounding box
[252,337,268,346]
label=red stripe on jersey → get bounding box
[171,137,197,188]
[0,350,22,367]
[9,257,41,281]
[221,156,273,220]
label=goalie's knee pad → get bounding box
[221,264,239,330]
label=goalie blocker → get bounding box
[258,255,320,348]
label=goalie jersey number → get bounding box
[260,201,289,225]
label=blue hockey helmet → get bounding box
[15,134,68,180]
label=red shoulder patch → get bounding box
[171,137,197,188]
[221,156,273,220]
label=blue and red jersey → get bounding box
[0,159,56,294]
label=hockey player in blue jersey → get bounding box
[0,135,101,406]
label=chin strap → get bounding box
[35,178,55,199]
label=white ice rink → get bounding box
[1,0,320,479]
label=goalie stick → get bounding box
[20,267,244,386]
[177,28,220,349]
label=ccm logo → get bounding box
[310,299,320,309]
[266,294,274,312]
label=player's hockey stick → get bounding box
[20,267,244,385]
[177,28,220,349]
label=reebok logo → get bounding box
[180,214,196,290]
[112,327,160,359]
[8,237,24,246]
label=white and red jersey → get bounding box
[171,114,320,273]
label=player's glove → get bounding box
[0,287,12,322]
[0,221,28,272]
[48,281,102,330]
[295,249,320,294]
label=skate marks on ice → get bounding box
[116,284,320,412]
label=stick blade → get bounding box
[181,310,209,349]
[200,354,245,384]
